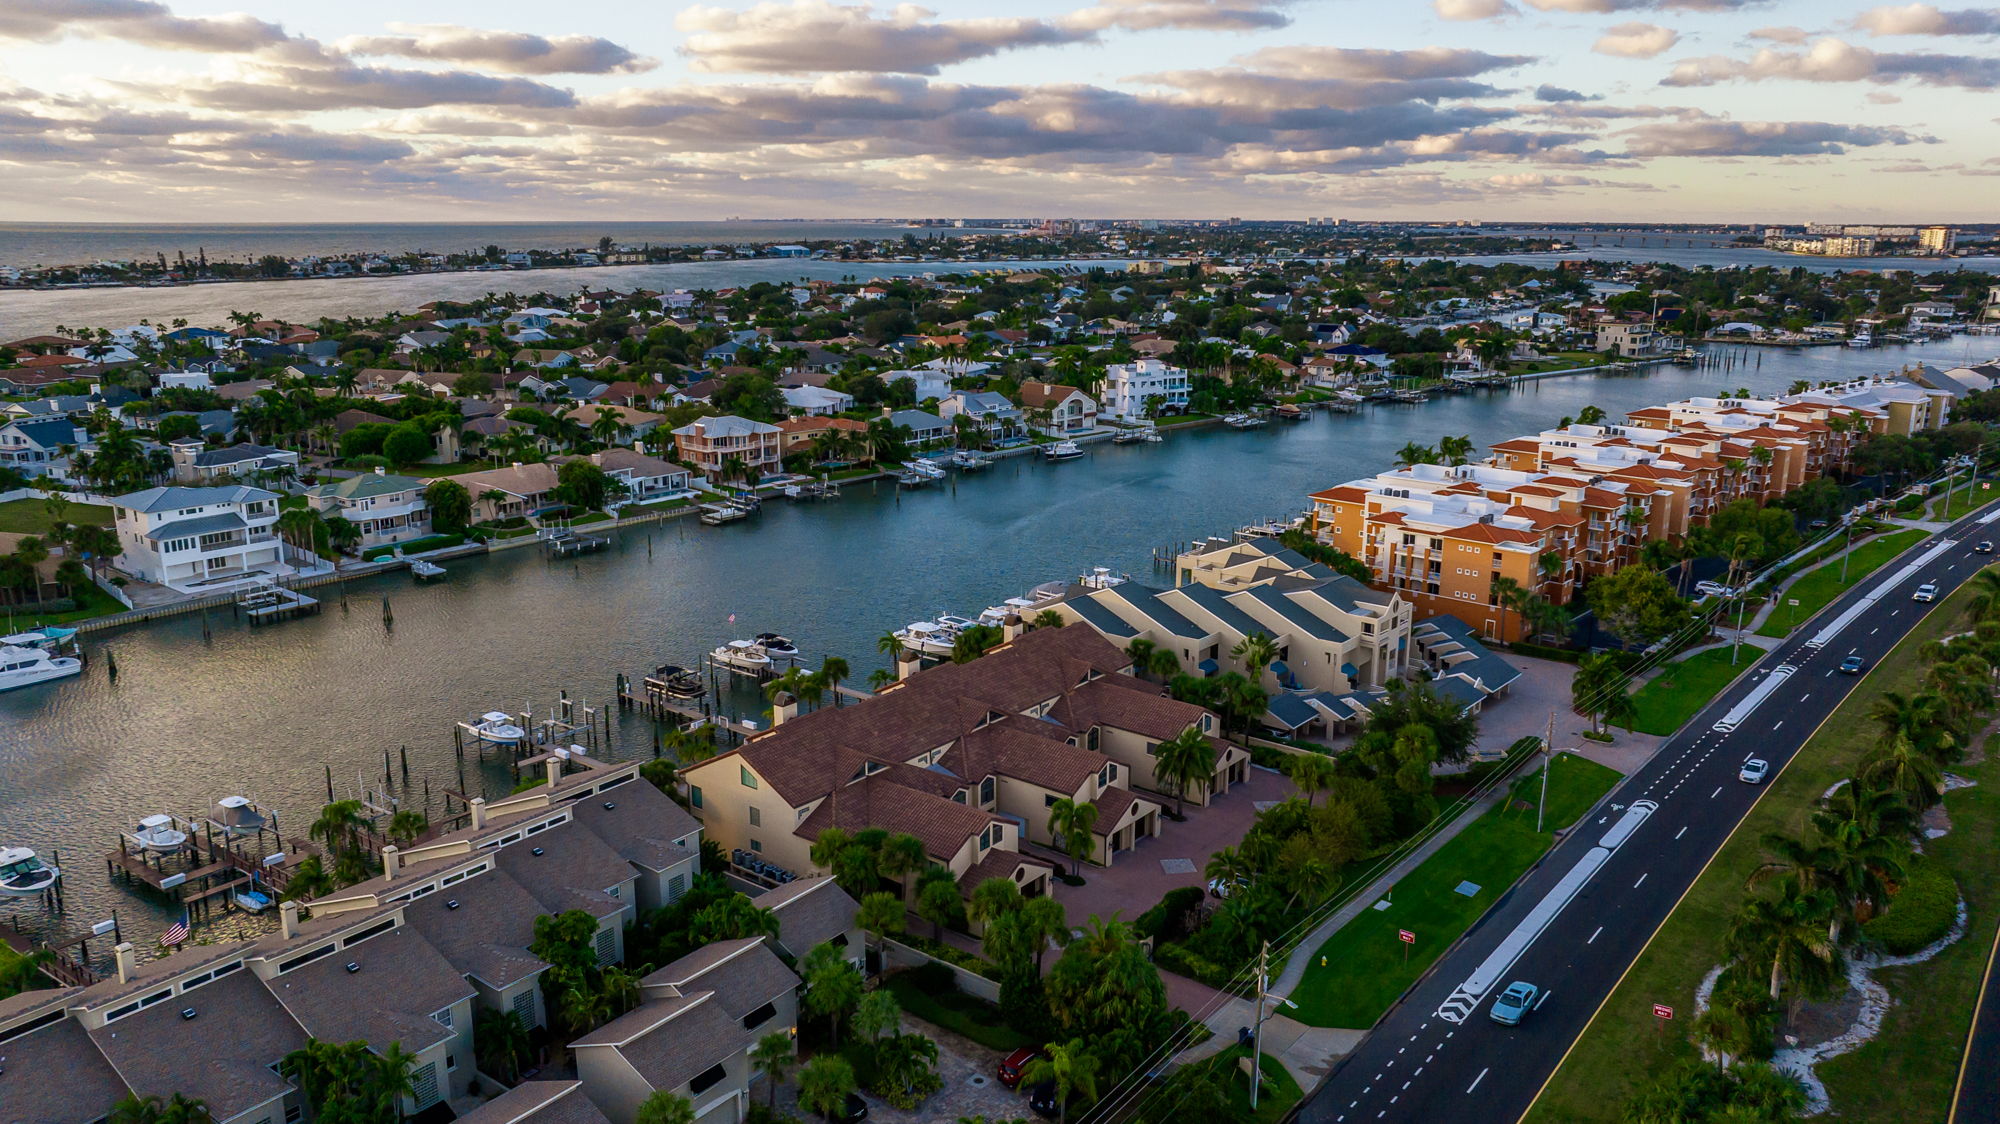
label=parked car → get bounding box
[1977,541,1993,555]
[999,1047,1040,1089]
[1839,655,1866,674]
[1208,875,1242,899]
[1029,1080,1065,1120]
[1490,980,1539,1025]
[1695,580,1736,598]
[1739,758,1770,784]
[1914,583,1938,602]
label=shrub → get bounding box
[1863,856,1958,955]
[1135,886,1207,944]
[903,961,955,995]
[1153,940,1235,990]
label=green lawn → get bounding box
[0,497,113,535]
[1287,753,1622,1028]
[1928,484,1989,522]
[1527,568,1993,1124]
[9,580,128,626]
[1757,529,1927,637]
[880,972,1030,1053]
[1156,413,1217,427]
[397,461,497,478]
[1627,647,1759,735]
[361,533,466,561]
[1203,1046,1304,1123]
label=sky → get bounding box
[0,0,1996,224]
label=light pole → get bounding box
[1538,710,1555,834]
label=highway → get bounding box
[1950,916,2000,1124]
[1292,502,2000,1124]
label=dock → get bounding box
[613,670,763,740]
[237,582,319,624]
[103,813,306,918]
[543,528,610,556]
[698,502,749,525]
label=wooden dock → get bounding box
[237,583,319,624]
[614,671,762,738]
[104,815,306,917]
[543,528,610,556]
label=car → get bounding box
[1695,580,1736,598]
[1207,876,1241,899]
[1028,1080,1064,1120]
[820,1092,868,1123]
[1978,541,1994,555]
[1739,758,1770,784]
[1839,655,1866,674]
[1914,583,1939,602]
[1809,519,1830,531]
[998,1047,1039,1088]
[1490,980,1539,1025]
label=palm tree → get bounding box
[1204,846,1251,893]
[634,1091,697,1124]
[1230,630,1280,679]
[1491,574,1525,641]
[856,891,904,976]
[820,656,850,706]
[1019,1039,1101,1124]
[1284,751,1336,807]
[1438,433,1474,466]
[1812,778,1914,850]
[474,1008,531,1084]
[1726,885,1844,1006]
[1045,798,1099,878]
[1033,608,1066,630]
[1861,733,1946,806]
[1576,404,1606,425]
[1394,441,1437,468]
[110,1094,214,1124]
[1869,691,1955,759]
[749,1030,796,1109]
[797,1054,857,1120]
[309,799,368,859]
[1153,726,1219,816]
[386,810,427,845]
[1965,569,2000,623]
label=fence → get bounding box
[880,935,1001,1003]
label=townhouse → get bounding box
[307,468,432,549]
[671,416,783,481]
[681,625,1245,898]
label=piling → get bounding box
[381,595,393,628]
[105,648,117,680]
[399,745,409,778]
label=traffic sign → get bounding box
[1653,1004,1674,1020]
[1398,929,1416,944]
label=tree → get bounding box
[915,864,962,940]
[1587,564,1692,650]
[1019,1039,1102,1124]
[635,1091,697,1124]
[951,623,1004,662]
[554,458,618,511]
[531,909,604,978]
[382,422,434,467]
[109,1094,215,1124]
[1033,608,1066,630]
[1572,651,1634,735]
[1726,885,1844,1005]
[281,1039,416,1124]
[309,799,368,864]
[820,656,850,706]
[1230,630,1280,678]
[1860,732,1946,807]
[474,1007,531,1084]
[154,414,203,443]
[385,810,427,845]
[857,890,905,976]
[802,940,864,1045]
[854,988,902,1042]
[452,370,496,398]
[1046,798,1099,877]
[797,1054,857,1120]
[1154,726,1219,816]
[424,478,472,535]
[749,1030,797,1109]
[1284,751,1337,807]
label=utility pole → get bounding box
[1539,710,1555,833]
[1250,941,1269,1111]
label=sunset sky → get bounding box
[2,0,1996,223]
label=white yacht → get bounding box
[410,559,446,580]
[904,459,949,479]
[130,814,188,854]
[1043,441,1085,461]
[1079,566,1131,590]
[0,644,81,692]
[753,633,801,662]
[0,625,78,651]
[468,711,526,745]
[712,639,774,675]
[895,621,960,658]
[979,596,1042,627]
[1848,327,1873,348]
[0,847,58,897]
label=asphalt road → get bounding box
[1292,504,2000,1124]
[1951,917,2000,1124]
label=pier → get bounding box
[101,813,306,919]
[237,581,319,625]
[543,527,611,557]
[614,670,763,740]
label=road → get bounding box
[1292,503,2000,1124]
[1951,914,2000,1124]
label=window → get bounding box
[750,839,762,852]
[689,1062,729,1097]
[748,806,761,827]
[979,776,995,804]
[740,765,759,789]
[447,1054,458,1071]
[690,786,703,809]
[1044,794,1058,807]
[742,1000,778,1031]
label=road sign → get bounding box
[1787,599,1799,607]
[1653,1004,1674,1020]
[1398,929,1416,944]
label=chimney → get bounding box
[545,755,563,789]
[114,942,137,984]
[469,797,487,830]
[896,650,920,682]
[279,899,300,940]
[382,844,400,880]
[771,691,798,727]
[1003,612,1024,642]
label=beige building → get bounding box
[671,415,783,480]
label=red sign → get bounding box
[1653,1004,1674,1020]
[1398,929,1416,944]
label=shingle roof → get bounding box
[88,971,306,1123]
[0,1013,132,1124]
[568,779,701,873]
[400,866,552,989]
[262,924,473,1055]
[142,511,249,541]
[454,1081,613,1124]
[639,936,797,1022]
[755,877,859,958]
[572,991,752,1093]
[112,484,276,513]
[310,471,425,500]
[495,821,637,919]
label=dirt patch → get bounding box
[1782,985,1867,1052]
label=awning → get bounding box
[1341,662,1359,678]
[1197,658,1219,675]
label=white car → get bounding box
[1739,759,1770,784]
[1913,583,1938,603]
[1695,581,1736,599]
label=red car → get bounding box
[998,1047,1039,1088]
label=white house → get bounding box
[937,390,1023,437]
[307,469,431,550]
[1016,381,1098,435]
[156,369,214,391]
[0,417,82,477]
[880,369,953,403]
[781,386,854,417]
[1101,358,1189,422]
[109,484,300,593]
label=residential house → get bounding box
[457,1082,614,1124]
[885,409,951,446]
[108,484,291,593]
[169,440,301,485]
[780,385,854,417]
[671,416,783,481]
[561,449,692,502]
[308,468,432,549]
[564,403,665,444]
[938,390,1024,438]
[454,462,561,521]
[1100,359,1189,422]
[1016,381,1098,435]
[880,369,953,403]
[775,416,867,456]
[754,876,863,968]
[0,416,80,477]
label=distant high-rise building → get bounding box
[1919,225,1956,254]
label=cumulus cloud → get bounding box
[1234,45,1534,80]
[1851,4,2000,35]
[1663,37,2000,87]
[1534,84,1594,100]
[1619,119,1927,155]
[1063,0,1296,32]
[338,24,655,74]
[1595,22,1680,56]
[135,62,579,111]
[0,0,303,54]
[1435,0,1518,19]
[676,1,1090,74]
[1747,25,1812,42]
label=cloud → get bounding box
[1435,0,1518,19]
[1851,4,2000,35]
[1747,25,1812,43]
[1663,37,2000,87]
[1234,45,1534,80]
[338,24,655,75]
[1524,0,1767,10]
[1063,0,1296,32]
[1619,119,1928,155]
[0,0,301,54]
[676,1,1091,74]
[1595,22,1680,56]
[1534,84,1594,100]
[140,62,579,111]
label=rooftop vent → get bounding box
[445,899,460,910]
[180,1008,197,1020]
[531,847,544,857]
[602,801,616,810]
[344,962,360,974]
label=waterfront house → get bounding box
[454,462,561,521]
[881,369,953,402]
[109,483,291,593]
[1016,381,1099,434]
[307,468,432,549]
[885,408,951,446]
[671,415,783,481]
[169,440,301,485]
[0,416,80,477]
[562,403,665,444]
[938,390,1024,438]
[780,385,854,417]
[776,415,868,456]
[1100,359,1189,422]
[559,449,692,502]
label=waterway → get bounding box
[0,337,1990,940]
[1461,228,2000,275]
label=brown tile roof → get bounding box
[957,849,1056,893]
[454,1080,613,1124]
[1054,676,1207,742]
[755,877,859,958]
[1090,786,1152,832]
[89,971,306,1123]
[263,924,473,1055]
[0,1014,131,1123]
[794,773,1003,862]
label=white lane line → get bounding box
[1416,1067,1424,1076]
[1871,627,1880,635]
[1589,926,1602,944]
[1402,1082,1411,1090]
[1773,721,1783,730]
[1711,786,1723,799]
[1635,872,1649,888]
[1800,694,1810,702]
[1468,1068,1490,1094]
[1675,826,1688,840]
[1535,989,1553,1010]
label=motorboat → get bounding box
[1222,413,1268,428]
[894,469,932,488]
[233,873,274,914]
[1078,566,1130,590]
[904,459,948,480]
[644,664,706,699]
[130,814,188,854]
[0,847,58,897]
[1847,328,1873,348]
[698,502,750,525]
[468,711,526,745]
[754,633,800,661]
[0,644,82,692]
[0,625,78,652]
[895,620,959,658]
[210,796,270,838]
[951,450,993,470]
[1274,404,1305,420]
[979,596,1042,627]
[409,559,446,580]
[935,614,980,635]
[712,639,774,675]
[1043,440,1085,461]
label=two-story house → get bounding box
[0,416,81,477]
[169,440,302,485]
[671,416,783,481]
[307,468,432,549]
[108,484,288,593]
[1100,358,1189,422]
[1017,381,1099,435]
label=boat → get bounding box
[1672,347,1701,365]
[0,847,58,897]
[1222,413,1268,428]
[0,625,78,652]
[904,459,948,479]
[754,633,800,661]
[0,644,82,692]
[1078,566,1130,590]
[951,450,993,470]
[712,639,773,675]
[409,559,446,580]
[698,502,749,525]
[1113,428,1163,444]
[935,615,980,635]
[210,796,270,838]
[894,470,932,488]
[468,711,526,745]
[1274,404,1305,420]
[1043,440,1085,461]
[1847,328,1873,348]
[129,814,188,854]
[979,596,1042,626]
[895,620,960,658]
[644,664,706,699]
[233,873,274,914]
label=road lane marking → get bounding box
[1675,826,1687,840]
[1535,989,1553,1010]
[1589,926,1602,943]
[1772,720,1783,730]
[1711,786,1723,799]
[1634,873,1648,888]
[1468,1068,1489,1094]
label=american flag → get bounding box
[161,914,189,947]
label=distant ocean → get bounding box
[0,220,983,269]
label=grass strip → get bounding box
[0,497,113,534]
[1627,648,1758,736]
[1756,529,1927,637]
[1286,753,1621,1028]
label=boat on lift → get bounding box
[468,711,526,745]
[210,796,271,839]
[410,559,446,580]
[1043,440,1085,461]
[712,639,774,675]
[0,625,78,652]
[129,814,188,854]
[754,633,800,662]
[895,620,960,658]
[233,872,274,914]
[1078,566,1131,590]
[0,847,58,897]
[951,450,994,470]
[1222,413,1268,429]
[644,664,706,699]
[1847,327,1874,348]
[0,643,82,692]
[903,459,948,480]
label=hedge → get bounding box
[1,597,76,615]
[1154,937,1239,991]
[1135,886,1207,943]
[1862,855,1958,956]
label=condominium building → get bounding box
[670,415,783,481]
[1100,358,1190,423]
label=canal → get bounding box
[0,337,1988,936]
